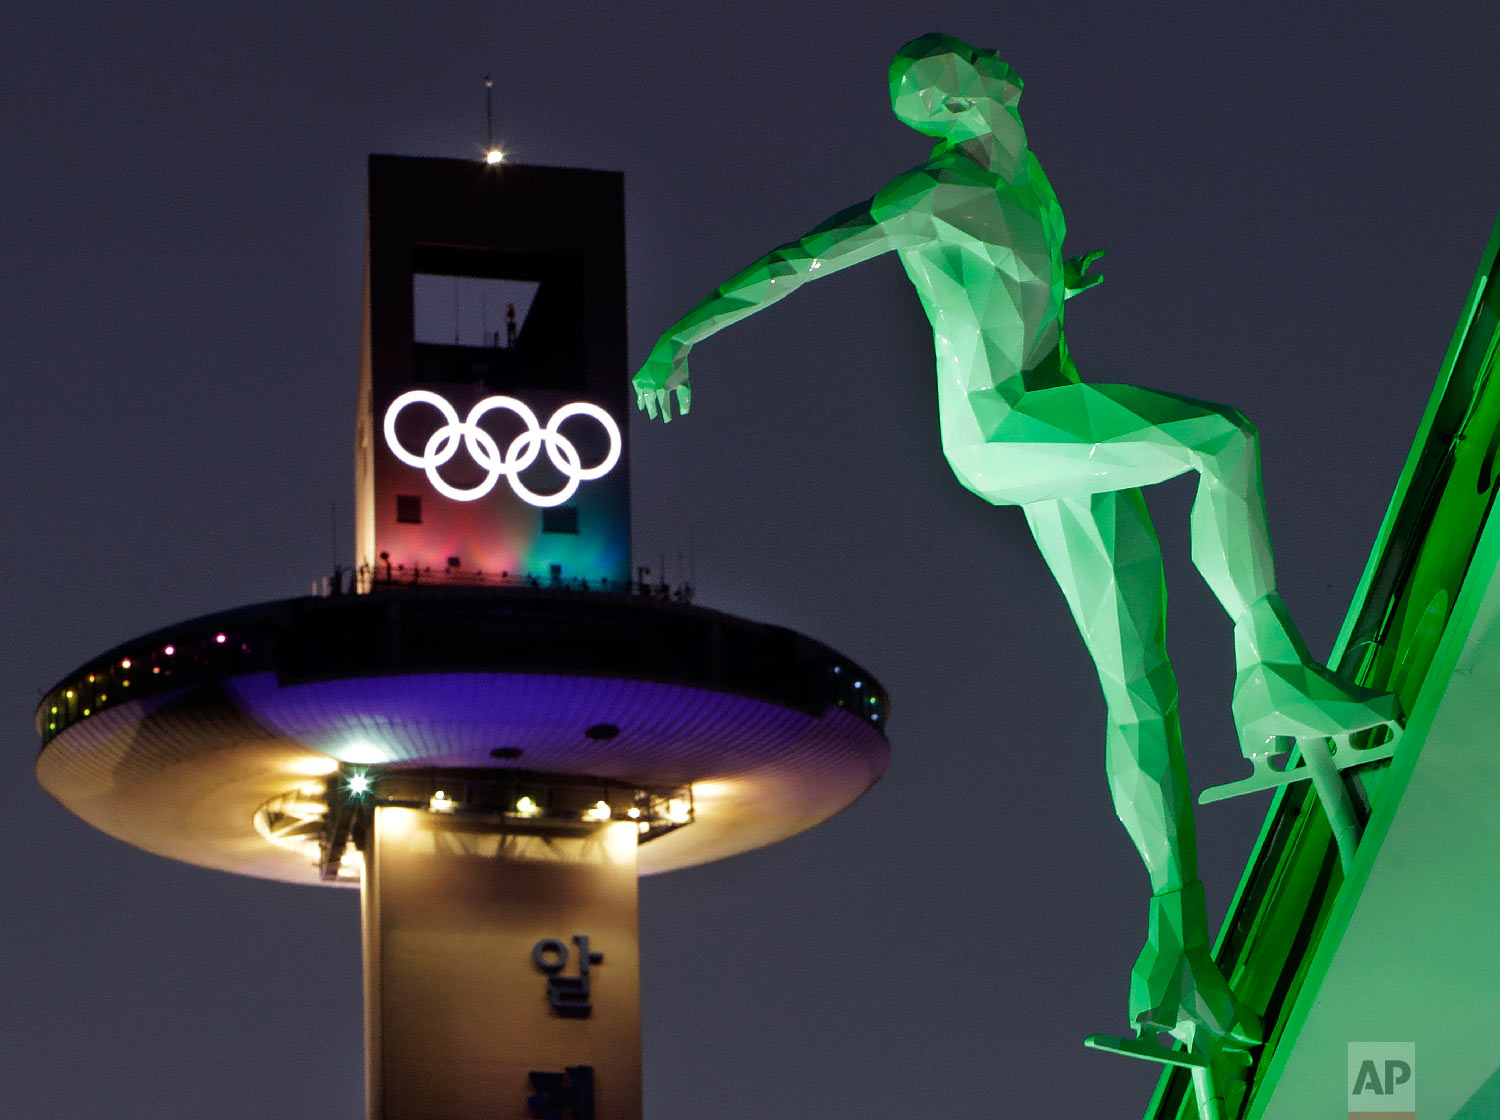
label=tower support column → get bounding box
[361,806,641,1120]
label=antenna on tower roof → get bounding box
[484,77,503,165]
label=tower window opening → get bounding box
[396,494,422,524]
[542,507,579,535]
[412,274,539,349]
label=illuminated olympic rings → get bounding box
[382,390,622,508]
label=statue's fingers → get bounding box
[656,387,672,423]
[675,383,691,416]
[641,391,658,419]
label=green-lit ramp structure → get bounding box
[1144,214,1500,1118]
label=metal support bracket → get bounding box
[1198,730,1400,806]
[1084,1032,1207,1070]
[1087,1032,1253,1120]
[1200,730,1400,871]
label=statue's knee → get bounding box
[1196,410,1258,476]
[1225,408,1259,452]
[1220,403,1254,436]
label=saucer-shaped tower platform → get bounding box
[35,157,889,1120]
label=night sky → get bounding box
[6,5,1500,1117]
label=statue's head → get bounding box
[889,33,1022,144]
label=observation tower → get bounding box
[35,155,890,1120]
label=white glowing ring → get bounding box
[383,390,459,469]
[383,390,622,508]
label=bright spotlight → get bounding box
[485,148,504,165]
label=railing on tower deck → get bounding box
[325,563,696,603]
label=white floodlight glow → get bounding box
[429,790,455,813]
[337,740,389,765]
[288,755,340,777]
[515,795,540,816]
[485,148,504,164]
[348,774,371,795]
[666,798,691,824]
[585,800,612,822]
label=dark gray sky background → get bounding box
[5,4,1500,1117]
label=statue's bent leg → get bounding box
[1024,490,1259,1048]
[962,381,1399,757]
[1170,398,1401,754]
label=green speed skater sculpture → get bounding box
[634,32,1402,1114]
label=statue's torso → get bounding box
[877,148,1082,503]
[887,149,1074,409]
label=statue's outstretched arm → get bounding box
[633,183,922,421]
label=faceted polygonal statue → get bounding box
[633,31,1401,1113]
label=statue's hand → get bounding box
[632,346,692,423]
[1063,250,1105,299]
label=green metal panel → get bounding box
[1144,211,1500,1118]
